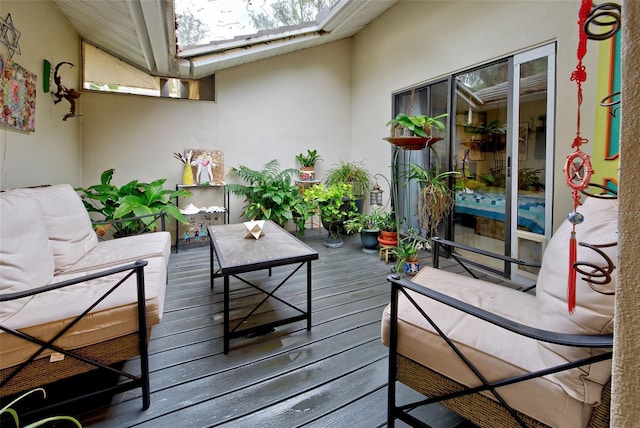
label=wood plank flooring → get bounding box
[80,231,488,428]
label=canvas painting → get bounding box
[184,149,224,185]
[1,53,37,132]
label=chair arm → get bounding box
[432,237,541,268]
[0,260,148,302]
[386,273,612,349]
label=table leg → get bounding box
[210,243,214,290]
[306,260,312,330]
[224,274,230,354]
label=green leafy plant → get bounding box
[295,149,322,167]
[402,163,460,238]
[0,388,82,427]
[386,113,449,138]
[227,159,304,228]
[323,160,372,198]
[468,118,507,135]
[303,183,357,238]
[76,169,191,237]
[378,210,397,232]
[390,231,426,276]
[343,210,385,234]
[291,197,316,236]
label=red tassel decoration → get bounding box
[568,229,578,314]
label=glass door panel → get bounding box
[453,61,510,272]
[511,45,555,282]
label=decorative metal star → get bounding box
[1,13,22,60]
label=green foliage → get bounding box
[323,160,372,196]
[227,159,303,228]
[248,0,334,30]
[295,149,322,167]
[377,210,397,232]
[303,183,357,237]
[343,210,385,234]
[390,231,426,276]
[402,163,460,238]
[386,113,448,138]
[468,118,507,135]
[0,388,82,428]
[76,169,191,237]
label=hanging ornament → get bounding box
[563,0,594,314]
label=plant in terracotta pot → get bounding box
[384,113,449,150]
[377,210,398,247]
[296,149,322,181]
[303,182,357,248]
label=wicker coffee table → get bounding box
[208,221,319,353]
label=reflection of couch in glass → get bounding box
[455,188,545,234]
[383,196,616,427]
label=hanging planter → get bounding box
[383,136,443,150]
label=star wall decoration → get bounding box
[1,13,21,60]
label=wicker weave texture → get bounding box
[1,331,145,397]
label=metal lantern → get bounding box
[370,181,384,208]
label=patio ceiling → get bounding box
[52,0,398,80]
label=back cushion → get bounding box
[0,190,55,321]
[22,184,98,272]
[536,196,617,404]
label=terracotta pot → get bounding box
[378,230,398,246]
[383,136,443,151]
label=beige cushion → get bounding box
[536,197,617,404]
[0,190,55,322]
[381,267,592,428]
[0,255,167,369]
[21,185,98,272]
[63,231,171,274]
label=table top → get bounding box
[208,221,319,274]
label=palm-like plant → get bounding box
[76,169,191,237]
[227,159,303,228]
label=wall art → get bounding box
[1,53,37,132]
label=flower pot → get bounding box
[384,136,443,151]
[360,229,380,253]
[403,258,420,276]
[299,166,315,181]
[378,230,398,246]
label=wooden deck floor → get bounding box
[80,231,490,428]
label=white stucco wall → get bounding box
[350,0,599,231]
[81,39,353,227]
[0,0,82,189]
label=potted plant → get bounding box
[323,160,372,213]
[403,163,460,239]
[227,159,303,229]
[390,232,426,277]
[76,169,192,238]
[377,210,398,246]
[384,113,449,150]
[344,210,384,253]
[303,182,357,248]
[296,149,322,181]
[468,118,507,151]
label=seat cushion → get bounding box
[536,196,617,404]
[0,255,167,369]
[63,231,171,274]
[0,190,55,322]
[381,267,591,428]
[20,184,98,273]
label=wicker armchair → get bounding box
[382,196,617,427]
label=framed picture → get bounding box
[1,54,37,132]
[184,149,224,185]
[518,123,529,161]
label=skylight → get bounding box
[175,0,342,50]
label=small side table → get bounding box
[379,244,395,264]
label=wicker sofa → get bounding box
[382,196,617,427]
[0,184,170,410]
